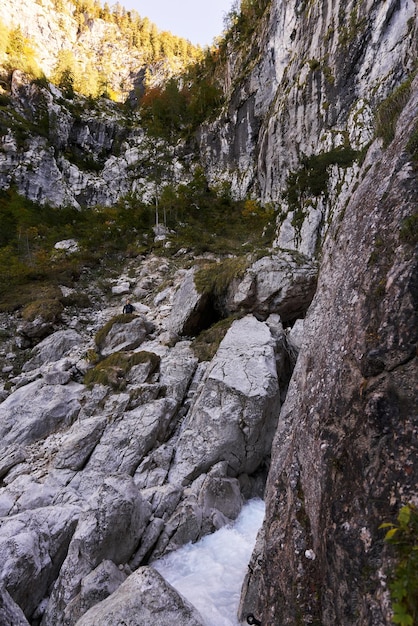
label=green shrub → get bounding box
[60,292,92,308]
[285,146,360,213]
[21,297,63,322]
[399,213,418,245]
[406,121,418,166]
[194,256,249,297]
[0,93,10,106]
[381,503,418,625]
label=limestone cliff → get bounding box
[199,0,417,255]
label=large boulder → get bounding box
[0,505,80,619]
[53,417,107,471]
[158,341,198,403]
[167,268,215,336]
[74,567,205,626]
[84,398,178,476]
[97,315,155,356]
[0,380,84,446]
[152,464,244,560]
[60,560,128,626]
[23,330,82,372]
[227,252,317,322]
[42,475,151,626]
[169,315,282,484]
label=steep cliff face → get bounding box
[199,0,416,255]
[0,71,182,207]
[243,75,418,626]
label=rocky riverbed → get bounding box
[0,247,315,625]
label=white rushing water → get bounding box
[153,499,265,626]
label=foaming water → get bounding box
[153,499,265,626]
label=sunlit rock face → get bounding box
[198,0,417,254]
[0,72,151,209]
[0,0,149,91]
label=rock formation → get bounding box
[0,0,416,624]
[0,250,302,624]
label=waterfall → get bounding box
[153,499,265,626]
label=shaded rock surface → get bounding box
[244,75,418,626]
[0,588,30,626]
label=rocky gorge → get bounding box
[0,0,417,625]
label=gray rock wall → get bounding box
[246,75,418,626]
[198,0,417,254]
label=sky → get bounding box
[120,0,235,47]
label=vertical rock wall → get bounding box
[248,76,418,626]
[199,0,417,254]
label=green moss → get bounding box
[191,315,240,362]
[60,292,91,308]
[21,296,63,322]
[84,350,160,390]
[194,256,249,298]
[285,146,360,214]
[406,120,418,166]
[376,77,413,147]
[308,58,320,72]
[0,280,61,313]
[0,93,10,107]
